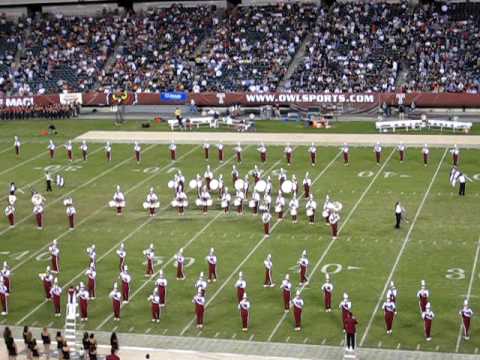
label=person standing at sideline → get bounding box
[345,313,358,352]
[4,326,18,359]
[41,327,51,359]
[106,348,120,360]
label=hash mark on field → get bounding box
[249,334,255,341]
[396,343,401,349]
[47,322,54,327]
[128,326,135,332]
[474,348,478,354]
[360,238,365,242]
[231,333,237,339]
[303,338,309,344]
[377,341,382,348]
[196,331,202,337]
[31,321,38,326]
[285,337,290,343]
[145,328,151,334]
[162,329,168,335]
[321,339,326,345]
[339,339,344,346]
[435,345,440,351]
[416,344,421,350]
[346,237,351,242]
[112,326,118,332]
[214,332,220,338]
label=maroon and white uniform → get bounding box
[383,298,397,334]
[274,192,285,220]
[203,166,213,190]
[234,190,245,215]
[234,143,242,163]
[284,145,293,165]
[48,241,60,273]
[47,140,56,159]
[452,145,460,166]
[398,143,406,162]
[422,144,429,165]
[305,196,316,224]
[235,273,247,303]
[249,191,260,214]
[387,282,397,303]
[232,166,239,185]
[298,252,309,285]
[280,275,292,312]
[459,301,473,340]
[292,292,304,330]
[198,188,212,214]
[289,197,299,223]
[374,142,382,164]
[217,143,224,162]
[85,266,96,299]
[78,286,90,320]
[175,250,185,280]
[238,295,250,331]
[134,142,141,163]
[148,289,161,322]
[195,273,207,297]
[39,269,54,300]
[33,204,44,229]
[120,268,132,303]
[322,195,332,224]
[258,144,267,163]
[144,245,155,276]
[339,295,352,330]
[4,205,15,227]
[169,142,177,161]
[1,263,11,293]
[252,166,261,184]
[0,280,8,315]
[50,280,62,316]
[145,189,159,216]
[422,304,435,340]
[66,205,76,229]
[112,186,126,215]
[193,291,205,328]
[65,140,73,161]
[116,244,126,271]
[109,284,121,320]
[309,143,316,166]
[202,142,210,160]
[321,277,333,311]
[173,190,188,215]
[105,142,112,161]
[303,173,311,198]
[262,212,272,237]
[221,191,231,213]
[342,143,349,165]
[328,212,340,239]
[417,283,429,313]
[263,255,274,287]
[87,245,96,269]
[80,141,88,161]
[14,136,20,156]
[155,271,167,307]
[206,249,217,282]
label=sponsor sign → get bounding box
[160,92,188,102]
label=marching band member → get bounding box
[1,262,11,293]
[47,139,56,159]
[193,289,205,329]
[289,194,299,223]
[398,142,406,162]
[204,165,213,190]
[32,192,45,229]
[85,264,96,299]
[148,288,161,323]
[217,142,224,162]
[342,143,349,165]
[394,201,405,229]
[145,187,160,216]
[303,172,311,198]
[383,295,397,335]
[309,143,316,166]
[80,140,88,161]
[422,144,429,166]
[65,198,76,230]
[292,290,304,331]
[459,299,473,340]
[298,250,309,286]
[263,254,274,287]
[173,189,188,215]
[451,144,460,166]
[218,174,225,197]
[175,248,185,280]
[278,168,287,186]
[105,141,112,161]
[116,243,126,271]
[417,280,429,313]
[249,190,260,215]
[198,186,212,214]
[258,143,267,163]
[262,211,272,238]
[260,192,271,213]
[119,266,132,303]
[374,142,382,165]
[234,142,242,163]
[422,302,435,341]
[49,240,60,273]
[144,244,155,276]
[195,272,207,297]
[134,141,141,163]
[305,194,317,224]
[232,165,239,185]
[239,293,251,331]
[4,204,15,227]
[284,144,293,166]
[328,211,340,240]
[109,282,121,321]
[50,278,62,317]
[39,266,54,300]
[203,142,210,160]
[340,293,352,331]
[169,141,177,161]
[235,272,247,303]
[265,176,273,195]
[155,270,167,308]
[206,248,217,282]
[14,136,20,157]
[65,140,73,162]
[243,175,250,197]
[322,195,332,225]
[280,274,292,312]
[321,274,333,312]
[274,191,285,219]
[291,174,298,193]
[387,281,397,303]
[177,170,185,190]
[0,278,8,315]
[86,245,96,269]
[112,185,126,215]
[78,282,90,321]
[221,187,231,213]
[234,189,245,215]
[252,165,261,183]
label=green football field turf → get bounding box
[0,119,479,355]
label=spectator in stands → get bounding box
[3,326,18,359]
[61,339,70,360]
[81,332,89,359]
[88,333,97,360]
[55,331,62,359]
[110,332,119,353]
[41,327,51,359]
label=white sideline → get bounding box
[0,150,46,177]
[179,150,342,336]
[455,238,480,352]
[267,148,396,342]
[359,148,448,347]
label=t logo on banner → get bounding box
[216,93,226,105]
[395,93,406,105]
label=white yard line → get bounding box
[359,148,448,347]
[0,144,15,155]
[455,237,480,352]
[179,151,342,336]
[267,148,396,342]
[0,150,46,177]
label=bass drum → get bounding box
[254,180,267,193]
[234,179,245,191]
[108,200,117,208]
[281,180,293,194]
[209,179,219,191]
[167,180,175,189]
[306,208,314,217]
[189,179,198,189]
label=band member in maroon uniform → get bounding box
[49,240,60,273]
[417,280,429,313]
[195,272,207,297]
[202,142,210,160]
[109,282,121,321]
[175,248,185,280]
[235,272,247,303]
[328,211,340,240]
[309,143,316,166]
[217,142,224,162]
[263,254,274,287]
[298,250,309,286]
[50,278,62,317]
[339,293,352,331]
[459,299,473,340]
[169,141,177,161]
[321,274,333,312]
[398,143,406,162]
[193,289,205,329]
[119,266,132,303]
[422,144,429,166]
[0,277,8,315]
[342,143,349,165]
[85,264,96,299]
[111,185,126,215]
[1,262,11,293]
[280,274,292,312]
[33,203,44,230]
[134,141,141,164]
[14,136,20,157]
[382,296,397,334]
[284,144,293,166]
[148,288,161,323]
[303,172,311,198]
[47,140,56,159]
[206,248,217,282]
[292,290,304,331]
[4,204,15,227]
[289,196,299,223]
[155,270,167,308]
[305,195,316,224]
[145,188,159,216]
[238,293,250,331]
[80,140,88,161]
[262,211,272,238]
[345,313,358,352]
[234,143,242,163]
[144,244,155,276]
[422,302,435,341]
[65,140,73,162]
[374,142,382,165]
[105,141,112,161]
[451,144,460,166]
[78,283,90,321]
[258,143,267,163]
[87,245,96,269]
[65,198,76,230]
[117,243,126,271]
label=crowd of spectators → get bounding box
[0,103,80,120]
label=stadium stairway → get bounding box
[278,33,312,90]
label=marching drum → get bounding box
[322,210,329,218]
[290,208,298,216]
[234,179,245,191]
[281,180,293,194]
[209,179,219,191]
[306,208,314,217]
[332,201,343,212]
[108,200,117,208]
[195,199,202,207]
[171,200,178,207]
[275,205,282,213]
[254,180,267,193]
[248,200,256,208]
[167,180,175,189]
[32,194,43,206]
[189,179,198,189]
[233,198,242,206]
[63,198,73,206]
[206,199,213,207]
[143,202,160,209]
[8,194,16,205]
